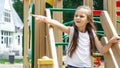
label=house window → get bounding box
[18,35,20,45]
[4,9,11,22]
[1,31,3,35]
[4,37,8,47]
[1,37,3,44]
[1,31,13,47]
[9,38,12,45]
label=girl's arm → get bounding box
[95,35,120,55]
[32,14,70,34]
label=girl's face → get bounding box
[74,8,89,28]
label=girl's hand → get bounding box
[108,35,120,45]
[31,14,47,22]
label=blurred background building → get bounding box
[0,0,23,59]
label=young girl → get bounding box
[32,6,120,68]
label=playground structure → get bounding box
[23,0,120,68]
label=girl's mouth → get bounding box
[76,21,80,23]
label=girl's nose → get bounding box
[76,16,80,20]
[76,16,80,18]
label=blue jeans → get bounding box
[65,65,91,68]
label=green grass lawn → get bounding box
[0,59,23,64]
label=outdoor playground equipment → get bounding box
[23,0,120,68]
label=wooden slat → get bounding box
[45,14,52,58]
[53,0,63,68]
[23,0,29,68]
[83,0,93,10]
[116,0,120,34]
[104,0,116,27]
[48,26,59,68]
[46,9,59,68]
[100,11,120,67]
[117,22,120,34]
[111,0,117,27]
[34,0,46,68]
[101,37,118,68]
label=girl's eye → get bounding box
[75,15,84,18]
[75,15,78,17]
[80,15,84,18]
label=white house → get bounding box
[0,0,23,59]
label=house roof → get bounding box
[0,0,23,30]
[12,6,23,29]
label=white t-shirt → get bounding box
[64,27,92,67]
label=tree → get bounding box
[63,0,103,23]
[63,0,83,23]
[13,0,23,22]
[93,0,103,10]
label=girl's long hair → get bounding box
[68,6,96,57]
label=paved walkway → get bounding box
[0,63,23,68]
